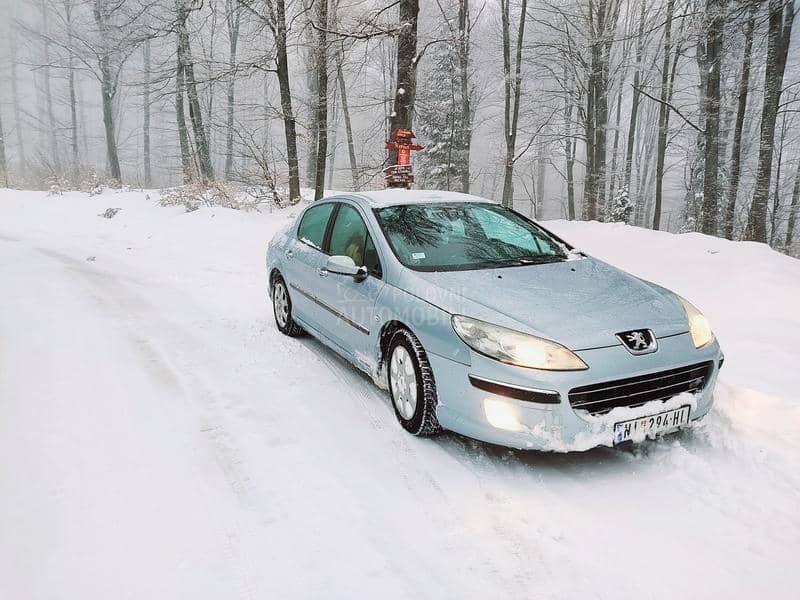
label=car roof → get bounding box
[347,189,499,209]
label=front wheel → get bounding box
[388,329,441,436]
[272,276,304,337]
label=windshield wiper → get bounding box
[515,255,566,264]
[469,256,565,269]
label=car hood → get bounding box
[401,257,688,350]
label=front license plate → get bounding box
[614,406,691,444]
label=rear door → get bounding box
[313,202,386,358]
[283,202,335,330]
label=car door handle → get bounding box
[285,249,294,259]
[318,268,329,277]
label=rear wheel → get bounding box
[272,276,304,337]
[388,329,441,436]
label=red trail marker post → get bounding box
[385,129,423,189]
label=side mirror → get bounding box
[325,255,368,281]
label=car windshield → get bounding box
[373,202,568,271]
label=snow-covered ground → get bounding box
[1,189,798,599]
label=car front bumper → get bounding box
[429,332,722,451]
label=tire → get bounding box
[271,275,304,337]
[387,329,441,436]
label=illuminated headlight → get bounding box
[483,398,523,432]
[677,296,715,348]
[452,315,588,371]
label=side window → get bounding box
[329,205,382,278]
[297,203,335,250]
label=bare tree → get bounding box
[313,0,329,200]
[653,0,681,230]
[176,55,194,183]
[583,0,621,220]
[500,0,527,208]
[623,1,647,200]
[60,0,81,179]
[241,0,301,201]
[457,0,472,193]
[224,0,242,180]
[786,159,800,248]
[563,64,577,220]
[9,32,26,175]
[700,0,725,235]
[0,109,7,187]
[40,1,62,174]
[176,0,215,182]
[746,0,795,241]
[337,63,359,189]
[143,38,152,187]
[723,1,757,239]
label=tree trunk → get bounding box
[177,0,214,182]
[608,79,624,195]
[302,0,319,187]
[313,0,329,200]
[337,65,359,190]
[785,159,800,248]
[563,65,576,220]
[176,60,193,183]
[100,57,122,182]
[583,0,618,220]
[701,0,724,235]
[274,0,301,201]
[723,4,756,240]
[10,34,26,174]
[93,1,122,183]
[746,0,795,242]
[327,79,338,191]
[66,3,79,180]
[457,0,472,193]
[769,113,788,245]
[41,2,61,174]
[583,52,596,219]
[389,0,421,168]
[143,39,152,187]
[224,0,240,180]
[623,1,646,195]
[535,141,546,217]
[500,0,527,208]
[653,0,675,231]
[0,110,7,187]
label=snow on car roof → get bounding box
[351,189,498,208]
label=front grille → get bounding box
[568,361,713,415]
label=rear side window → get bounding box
[297,203,334,250]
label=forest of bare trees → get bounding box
[0,0,798,254]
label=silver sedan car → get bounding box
[267,190,723,451]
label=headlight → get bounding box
[677,296,715,348]
[451,315,588,370]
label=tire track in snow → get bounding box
[32,246,262,600]
[299,335,549,597]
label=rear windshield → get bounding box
[373,202,567,272]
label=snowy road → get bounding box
[1,191,798,599]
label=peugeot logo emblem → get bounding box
[616,329,658,355]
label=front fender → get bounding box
[375,284,470,367]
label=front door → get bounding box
[313,203,385,359]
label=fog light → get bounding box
[483,398,523,432]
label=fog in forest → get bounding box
[0,0,798,250]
